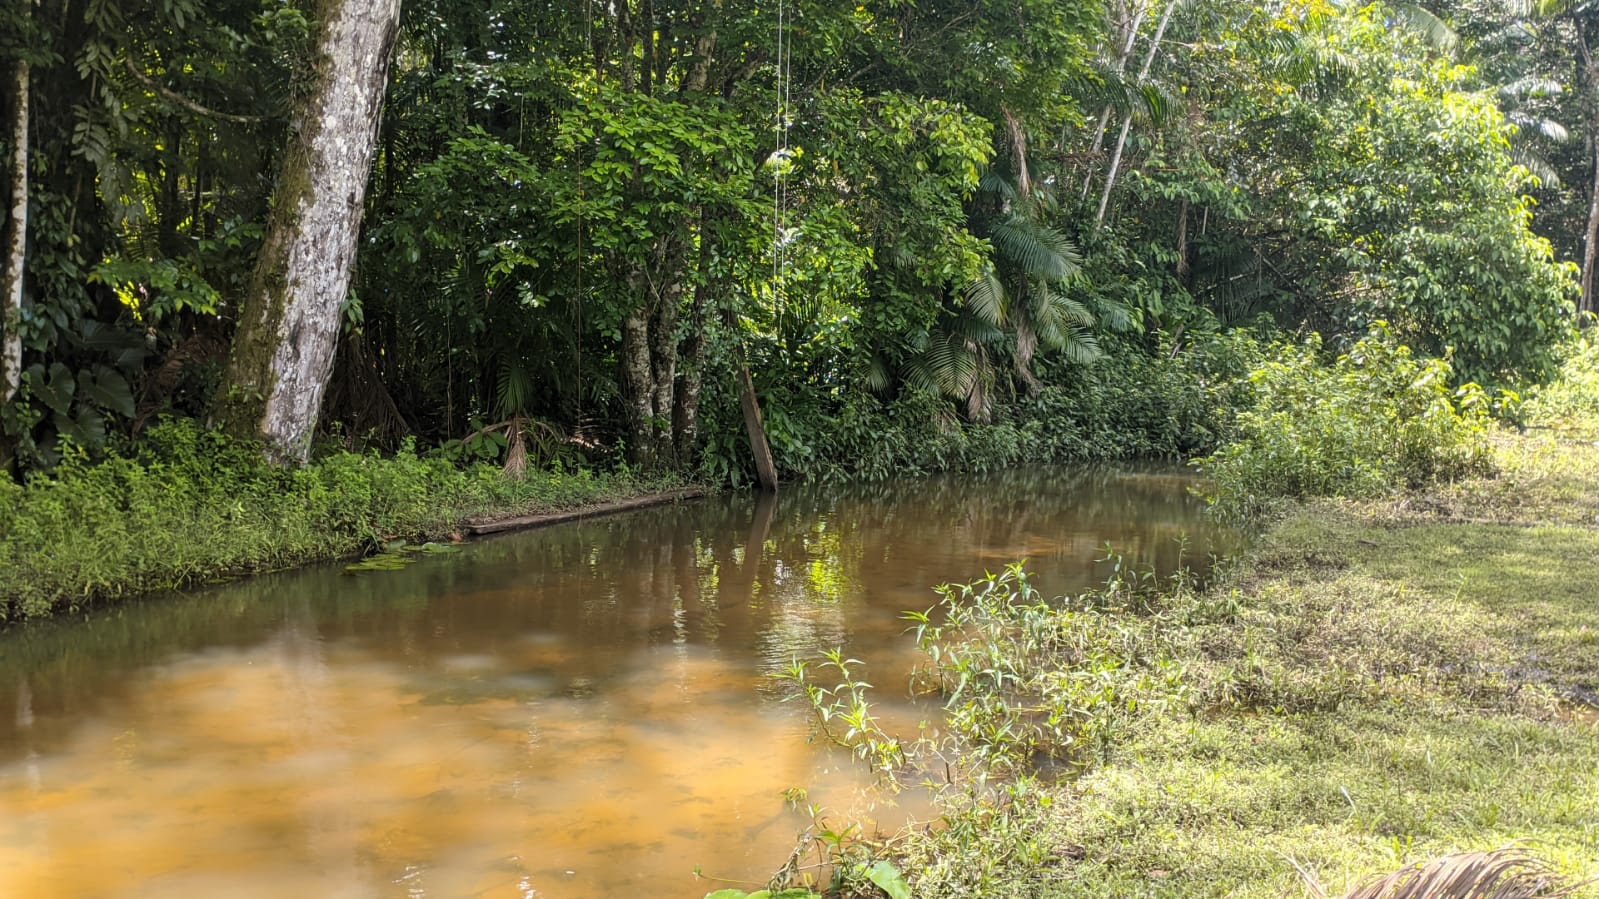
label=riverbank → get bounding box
[0,420,694,623]
[887,425,1599,897]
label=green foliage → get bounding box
[1200,324,1492,519]
[1525,328,1599,431]
[0,419,655,622]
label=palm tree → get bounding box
[906,172,1111,422]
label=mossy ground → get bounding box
[895,426,1599,897]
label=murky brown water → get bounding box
[0,467,1233,898]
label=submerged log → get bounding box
[463,487,708,536]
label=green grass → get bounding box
[0,419,681,622]
[884,427,1599,898]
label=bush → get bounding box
[777,329,1265,483]
[1200,323,1491,519]
[1525,328,1599,430]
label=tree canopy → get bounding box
[0,0,1582,476]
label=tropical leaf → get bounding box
[1391,3,1459,53]
[867,860,912,899]
[989,216,1081,283]
[963,266,1007,327]
[82,367,136,419]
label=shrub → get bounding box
[1200,323,1491,519]
[1525,328,1599,430]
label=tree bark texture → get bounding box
[2,46,27,403]
[216,0,401,461]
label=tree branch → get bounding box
[123,57,269,125]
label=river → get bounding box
[0,466,1233,898]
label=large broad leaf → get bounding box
[54,407,106,448]
[38,363,76,416]
[82,366,136,419]
[867,860,912,899]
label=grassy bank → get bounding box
[875,426,1599,896]
[0,419,681,623]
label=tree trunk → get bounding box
[2,43,27,404]
[1081,1,1148,201]
[721,306,776,492]
[1175,196,1190,286]
[214,0,402,462]
[620,303,657,468]
[673,235,712,463]
[1095,0,1177,226]
[1583,130,1599,317]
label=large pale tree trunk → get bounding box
[2,37,28,403]
[215,0,402,461]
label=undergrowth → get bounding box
[1199,323,1493,520]
[0,418,670,622]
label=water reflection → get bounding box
[0,466,1233,898]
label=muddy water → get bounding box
[0,467,1233,898]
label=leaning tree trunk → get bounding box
[2,37,28,403]
[214,0,402,461]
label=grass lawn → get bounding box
[893,427,1599,897]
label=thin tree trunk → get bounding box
[1095,0,1177,226]
[721,306,776,492]
[674,230,712,462]
[736,363,778,492]
[2,42,27,403]
[1003,106,1031,200]
[1584,129,1599,317]
[1175,196,1190,285]
[1081,1,1148,201]
[215,0,402,461]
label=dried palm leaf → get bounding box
[1294,848,1590,899]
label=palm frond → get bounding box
[1302,847,1592,899]
[1510,144,1563,188]
[1391,3,1460,54]
[904,332,979,400]
[1506,111,1571,143]
[963,266,1008,328]
[990,216,1082,283]
[1498,76,1564,102]
[978,170,1019,203]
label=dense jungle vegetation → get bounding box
[2,0,1588,480]
[4,0,1599,894]
[4,0,1598,616]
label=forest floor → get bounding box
[897,425,1599,897]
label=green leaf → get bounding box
[39,363,76,416]
[82,367,136,419]
[867,860,912,899]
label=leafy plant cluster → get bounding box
[745,329,1265,486]
[0,418,654,621]
[784,560,1203,800]
[1525,327,1599,432]
[1199,324,1493,519]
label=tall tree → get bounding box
[1,1,28,403]
[215,0,402,461]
